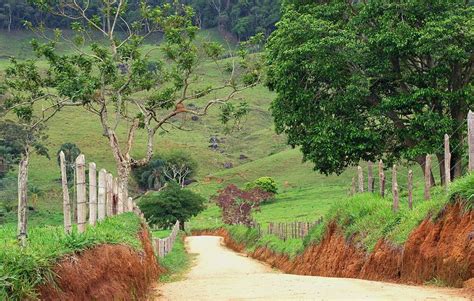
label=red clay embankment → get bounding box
[38,224,162,301]
[194,203,474,289]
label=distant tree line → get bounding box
[0,0,281,40]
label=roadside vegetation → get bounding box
[0,213,143,300]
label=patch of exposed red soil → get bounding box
[38,224,163,301]
[194,204,474,288]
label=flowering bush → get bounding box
[214,184,274,226]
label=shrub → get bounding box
[132,156,167,191]
[214,184,273,226]
[245,176,278,194]
[138,182,205,229]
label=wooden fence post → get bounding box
[424,155,431,200]
[106,173,114,216]
[444,134,451,189]
[97,169,107,221]
[392,164,399,212]
[468,111,474,172]
[59,151,72,234]
[114,177,122,214]
[408,170,413,210]
[350,177,356,196]
[89,163,97,226]
[76,154,87,233]
[357,166,364,192]
[378,160,385,197]
[368,161,374,193]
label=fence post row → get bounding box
[59,154,138,234]
[155,220,181,258]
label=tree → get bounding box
[0,58,70,246]
[28,0,262,210]
[138,181,205,229]
[214,184,273,226]
[162,150,197,187]
[132,155,167,191]
[56,143,81,184]
[266,0,474,183]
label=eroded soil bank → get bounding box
[193,204,474,290]
[38,224,161,301]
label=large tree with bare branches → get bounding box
[27,0,262,207]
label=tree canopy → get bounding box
[0,0,280,40]
[266,0,474,181]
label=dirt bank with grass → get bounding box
[38,224,161,301]
[193,203,474,290]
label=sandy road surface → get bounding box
[155,236,470,301]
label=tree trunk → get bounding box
[117,163,130,212]
[179,220,185,231]
[17,152,29,247]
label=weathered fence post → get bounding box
[106,173,114,216]
[357,166,364,192]
[444,134,451,189]
[350,177,356,196]
[127,194,133,213]
[468,111,474,172]
[367,161,374,193]
[424,155,431,200]
[408,170,413,210]
[114,177,122,214]
[76,154,87,233]
[378,160,385,197]
[392,164,399,212]
[59,151,72,234]
[97,169,107,221]
[89,163,97,226]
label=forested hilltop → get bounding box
[0,0,280,40]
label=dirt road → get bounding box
[155,236,469,301]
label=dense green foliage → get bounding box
[0,0,280,40]
[0,213,142,300]
[448,172,474,211]
[245,176,278,194]
[139,182,205,228]
[267,0,474,176]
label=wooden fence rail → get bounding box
[253,218,324,241]
[154,220,180,257]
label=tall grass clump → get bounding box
[448,173,474,211]
[0,213,142,300]
[304,190,451,252]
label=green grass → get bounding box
[0,213,143,300]
[157,233,193,283]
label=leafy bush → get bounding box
[214,184,273,226]
[138,182,205,229]
[245,176,278,194]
